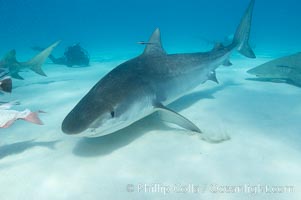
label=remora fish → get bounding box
[247,52,301,87]
[0,41,60,80]
[62,0,256,137]
[0,102,43,128]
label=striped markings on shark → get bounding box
[61,0,256,142]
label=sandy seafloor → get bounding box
[0,52,300,200]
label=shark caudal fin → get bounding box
[22,41,60,76]
[232,0,256,58]
[0,77,12,93]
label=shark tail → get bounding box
[0,77,12,93]
[22,41,60,76]
[232,0,256,58]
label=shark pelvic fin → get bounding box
[22,41,60,76]
[223,59,233,66]
[208,70,219,84]
[155,103,202,133]
[143,28,166,56]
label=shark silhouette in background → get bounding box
[247,52,301,87]
[0,41,60,80]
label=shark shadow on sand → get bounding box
[0,140,59,160]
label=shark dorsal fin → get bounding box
[2,50,17,63]
[143,28,166,56]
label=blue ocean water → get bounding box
[0,0,300,56]
[0,0,301,200]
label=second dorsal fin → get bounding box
[212,43,225,51]
[143,28,166,56]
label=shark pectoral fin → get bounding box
[155,103,202,133]
[11,72,24,80]
[208,70,219,84]
[223,59,233,66]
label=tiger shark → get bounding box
[247,52,301,87]
[0,41,60,80]
[62,0,256,137]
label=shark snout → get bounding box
[61,119,83,135]
[246,68,257,75]
[61,112,90,135]
[247,67,263,77]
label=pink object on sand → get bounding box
[0,108,44,128]
[24,112,44,125]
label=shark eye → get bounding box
[110,111,115,118]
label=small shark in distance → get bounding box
[0,41,60,80]
[247,52,301,87]
[62,0,256,138]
